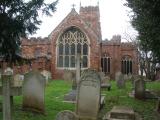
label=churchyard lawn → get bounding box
[0,80,160,120]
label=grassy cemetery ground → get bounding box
[0,80,160,120]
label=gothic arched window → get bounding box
[57,27,89,69]
[101,53,111,74]
[121,55,132,74]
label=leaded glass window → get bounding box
[101,53,111,74]
[57,27,89,68]
[121,55,132,74]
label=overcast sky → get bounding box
[31,0,137,41]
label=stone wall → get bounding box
[101,35,138,79]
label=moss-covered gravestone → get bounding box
[134,77,145,99]
[22,71,45,113]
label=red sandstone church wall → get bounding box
[50,7,102,79]
[4,6,139,80]
[101,40,138,79]
[21,38,51,58]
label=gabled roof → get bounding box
[49,8,99,42]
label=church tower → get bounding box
[79,6,102,41]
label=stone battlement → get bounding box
[102,35,136,48]
[80,6,99,13]
[21,37,50,45]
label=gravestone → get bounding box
[63,70,76,83]
[115,72,125,89]
[101,75,111,91]
[2,67,13,120]
[22,71,45,113]
[55,110,77,120]
[41,70,51,85]
[103,106,142,120]
[76,69,101,119]
[124,74,129,81]
[134,77,145,99]
[13,74,24,87]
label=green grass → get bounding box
[103,81,160,120]
[0,80,160,120]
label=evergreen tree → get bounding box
[0,0,58,63]
[125,0,160,61]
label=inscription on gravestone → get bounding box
[76,69,101,119]
[22,71,45,113]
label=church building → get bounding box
[19,5,138,79]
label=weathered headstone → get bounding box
[22,71,45,113]
[124,74,129,81]
[76,69,101,119]
[103,106,138,120]
[2,67,13,120]
[55,110,77,120]
[41,70,51,85]
[115,72,125,89]
[134,77,145,99]
[101,75,111,91]
[63,70,76,83]
[13,74,24,87]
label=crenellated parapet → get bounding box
[102,35,121,45]
[102,35,136,49]
[21,37,50,46]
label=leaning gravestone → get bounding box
[134,77,145,99]
[55,110,77,120]
[116,72,125,89]
[22,71,45,113]
[76,69,101,119]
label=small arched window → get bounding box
[57,27,89,69]
[121,55,132,74]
